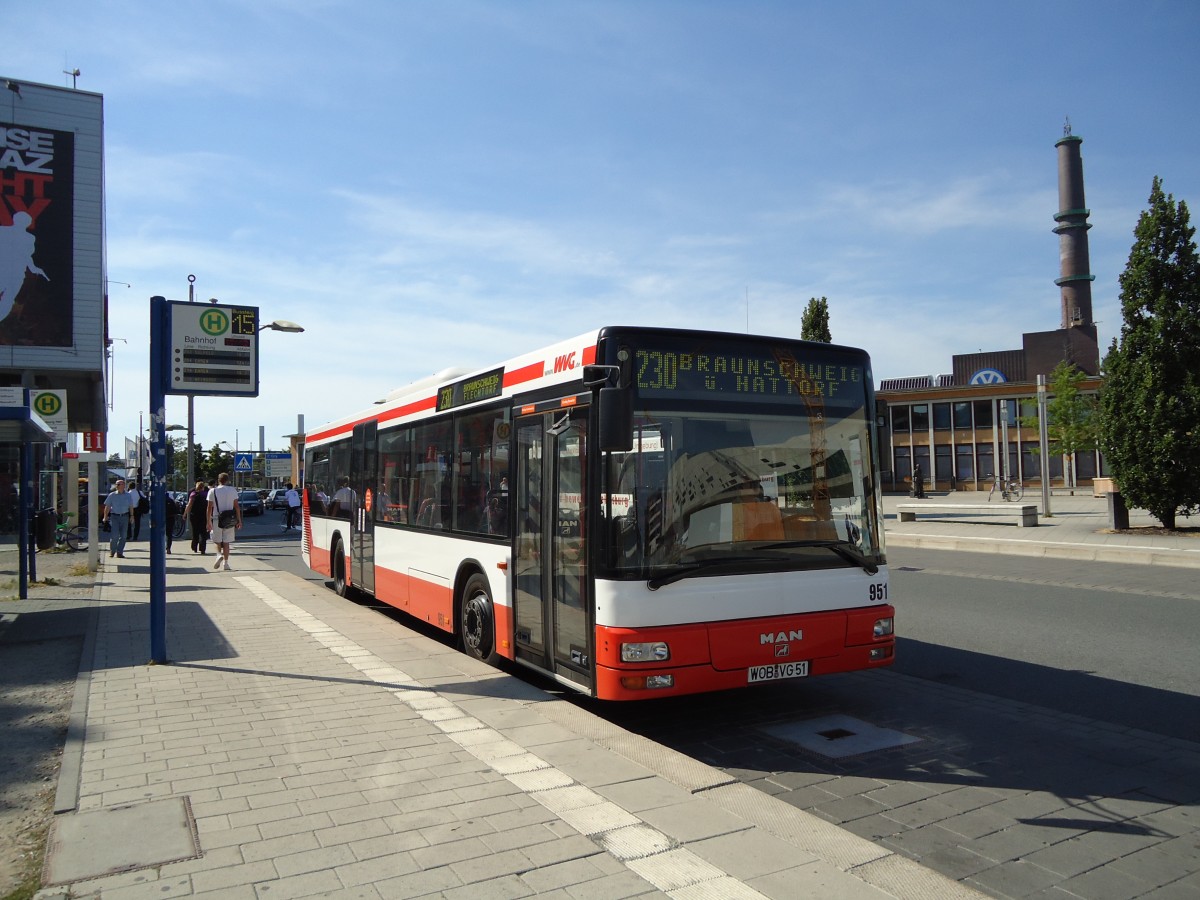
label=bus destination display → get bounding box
[437,367,505,411]
[633,342,864,404]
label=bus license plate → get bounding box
[748,661,810,684]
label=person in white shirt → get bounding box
[284,482,302,530]
[127,482,146,540]
[206,472,242,571]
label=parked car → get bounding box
[266,489,289,510]
[238,490,265,516]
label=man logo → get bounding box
[761,630,803,644]
[970,368,1007,385]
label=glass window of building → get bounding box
[977,444,994,481]
[953,402,972,430]
[933,403,951,431]
[1000,399,1018,427]
[1021,441,1040,479]
[913,445,930,479]
[934,444,952,479]
[1076,452,1098,479]
[911,404,929,432]
[973,400,993,428]
[955,445,975,483]
[892,405,910,433]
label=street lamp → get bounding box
[259,319,305,334]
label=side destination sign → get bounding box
[168,302,260,396]
[436,367,505,412]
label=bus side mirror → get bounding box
[597,386,633,451]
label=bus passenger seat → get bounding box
[734,500,785,541]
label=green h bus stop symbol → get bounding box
[33,393,61,417]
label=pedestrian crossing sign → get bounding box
[234,453,253,472]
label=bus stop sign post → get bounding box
[149,296,169,663]
[148,296,261,664]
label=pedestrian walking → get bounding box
[285,482,302,530]
[206,472,242,571]
[183,480,210,554]
[102,479,135,558]
[128,481,149,540]
[912,462,926,499]
[164,490,180,553]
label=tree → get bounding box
[1099,177,1200,528]
[1042,361,1100,488]
[801,296,832,343]
[201,444,235,484]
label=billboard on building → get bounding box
[1,123,75,345]
[0,78,106,436]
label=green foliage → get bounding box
[201,444,236,484]
[801,296,832,343]
[1099,177,1200,528]
[1017,362,1099,485]
[1047,362,1100,458]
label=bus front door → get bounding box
[513,407,592,693]
[350,421,377,595]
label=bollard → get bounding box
[1107,491,1129,530]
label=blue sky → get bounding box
[10,0,1200,456]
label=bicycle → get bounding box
[280,508,301,532]
[53,512,90,551]
[987,475,1023,502]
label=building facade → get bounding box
[2,76,108,525]
[877,125,1106,493]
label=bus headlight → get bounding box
[621,641,670,662]
[873,617,894,638]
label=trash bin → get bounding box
[34,508,57,550]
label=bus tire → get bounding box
[460,573,497,665]
[332,537,350,597]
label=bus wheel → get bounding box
[332,538,350,597]
[461,573,497,664]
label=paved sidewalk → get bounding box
[32,548,976,900]
[8,490,1194,898]
[882,489,1200,568]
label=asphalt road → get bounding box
[888,546,1200,742]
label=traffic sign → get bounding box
[234,453,254,473]
[167,301,260,396]
[30,389,68,438]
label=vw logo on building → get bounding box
[969,368,1007,385]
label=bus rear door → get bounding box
[512,406,592,693]
[350,421,377,595]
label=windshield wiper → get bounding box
[647,556,785,591]
[754,539,879,576]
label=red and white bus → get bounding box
[301,326,894,700]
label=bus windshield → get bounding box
[600,403,881,578]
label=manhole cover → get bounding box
[762,714,921,760]
[44,796,201,885]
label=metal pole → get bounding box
[149,296,169,663]
[186,276,196,494]
[1037,374,1053,518]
